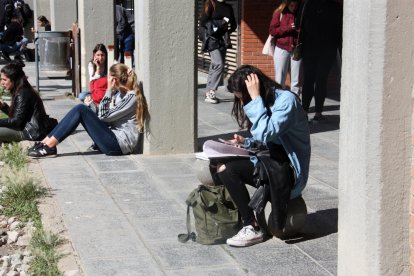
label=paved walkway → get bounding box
[24,62,339,275]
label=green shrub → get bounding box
[0,142,27,170]
[29,230,63,276]
[0,168,46,224]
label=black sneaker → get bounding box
[27,141,43,152]
[86,143,100,152]
[27,143,57,158]
[1,51,11,62]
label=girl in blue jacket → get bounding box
[216,65,311,247]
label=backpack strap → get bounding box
[178,188,200,243]
[177,203,196,243]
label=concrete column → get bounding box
[338,0,413,274]
[34,0,50,24]
[135,1,197,154]
[77,0,114,87]
[49,0,76,31]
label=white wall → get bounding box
[135,0,197,154]
[50,0,76,31]
[77,0,114,87]
[338,0,413,274]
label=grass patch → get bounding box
[29,231,64,276]
[0,168,46,225]
[0,145,63,275]
[0,142,28,170]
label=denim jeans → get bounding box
[78,91,91,102]
[48,104,123,155]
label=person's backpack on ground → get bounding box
[178,184,242,245]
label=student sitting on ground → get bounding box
[0,62,55,143]
[27,63,148,158]
[78,43,108,112]
[212,65,311,247]
[0,16,28,62]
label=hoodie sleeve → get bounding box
[98,90,136,123]
[244,92,296,144]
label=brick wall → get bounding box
[241,0,282,78]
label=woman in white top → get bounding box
[78,44,108,107]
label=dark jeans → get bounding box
[48,104,122,155]
[215,159,256,226]
[301,49,337,113]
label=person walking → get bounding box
[0,62,55,142]
[300,0,342,121]
[269,0,301,95]
[27,63,148,158]
[200,0,236,104]
[213,65,310,247]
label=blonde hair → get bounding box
[109,64,148,133]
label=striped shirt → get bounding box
[98,89,139,154]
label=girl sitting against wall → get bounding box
[78,44,108,112]
[28,63,148,158]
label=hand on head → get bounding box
[245,73,260,100]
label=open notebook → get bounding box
[195,140,253,160]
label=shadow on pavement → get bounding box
[284,208,338,244]
[309,115,340,134]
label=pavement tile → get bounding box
[166,266,247,276]
[309,156,339,189]
[226,244,332,276]
[88,159,139,172]
[310,137,339,163]
[83,257,163,276]
[127,217,186,242]
[146,241,236,270]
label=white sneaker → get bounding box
[205,90,219,104]
[226,225,264,247]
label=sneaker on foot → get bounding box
[86,143,100,152]
[27,143,57,158]
[205,90,219,104]
[1,52,11,62]
[226,225,264,247]
[27,141,43,152]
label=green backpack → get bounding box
[178,184,242,245]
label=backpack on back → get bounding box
[178,184,241,245]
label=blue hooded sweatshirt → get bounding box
[243,89,311,199]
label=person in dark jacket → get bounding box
[0,16,27,62]
[0,62,50,142]
[212,65,310,247]
[300,0,342,121]
[200,0,236,104]
[115,2,134,64]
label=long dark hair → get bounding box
[37,15,49,24]
[1,62,42,117]
[89,43,108,77]
[227,65,282,128]
[204,0,216,16]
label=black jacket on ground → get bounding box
[0,87,49,140]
